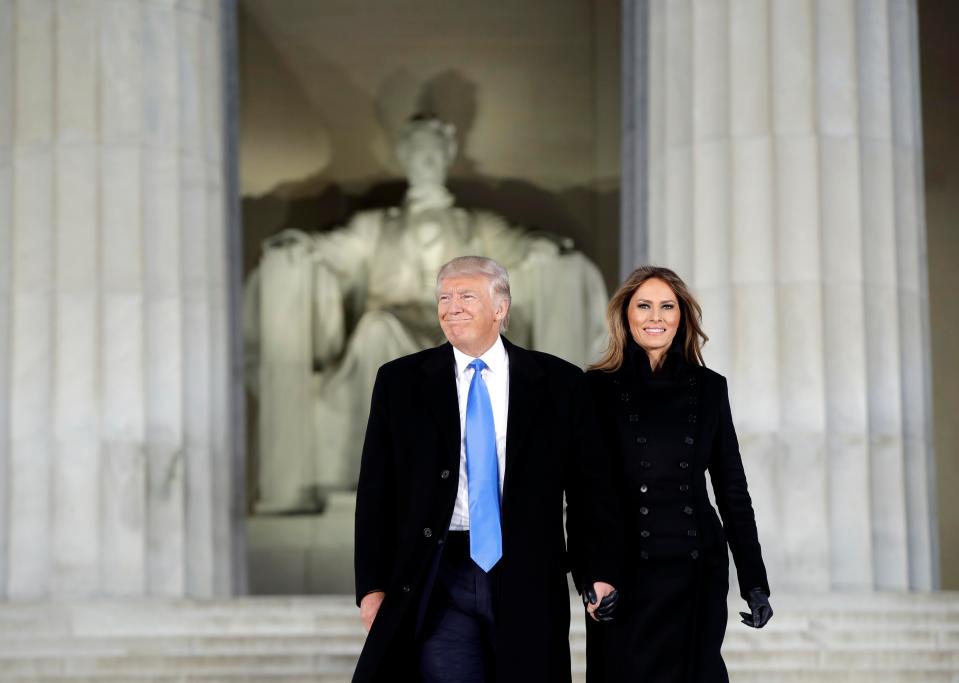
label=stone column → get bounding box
[0,0,242,599]
[624,0,936,591]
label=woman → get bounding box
[584,266,772,682]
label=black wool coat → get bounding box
[583,344,769,600]
[353,338,622,683]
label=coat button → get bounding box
[688,414,697,423]
[639,506,649,515]
[629,414,639,422]
[640,551,649,560]
[688,397,697,405]
[640,484,648,493]
[423,528,433,538]
[636,436,647,444]
[690,550,699,559]
[402,585,411,592]
[440,469,450,479]
[640,530,650,538]
[679,484,690,492]
[687,529,698,537]
[684,506,693,515]
[679,461,689,469]
[684,436,695,445]
[621,392,630,402]
[640,460,651,469]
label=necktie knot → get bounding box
[468,358,488,374]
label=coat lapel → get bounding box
[502,337,545,506]
[419,343,461,467]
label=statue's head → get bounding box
[395,114,458,189]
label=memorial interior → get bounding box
[239,0,623,593]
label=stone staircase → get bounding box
[0,592,956,682]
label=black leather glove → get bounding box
[739,587,773,628]
[581,584,619,622]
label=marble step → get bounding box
[1,652,957,677]
[0,677,956,683]
[0,678,353,683]
[0,593,956,682]
[1,594,956,632]
[1,624,955,658]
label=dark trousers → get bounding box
[419,531,496,683]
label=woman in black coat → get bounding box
[583,265,772,682]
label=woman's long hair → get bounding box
[590,265,708,372]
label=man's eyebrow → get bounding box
[437,288,477,296]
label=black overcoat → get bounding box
[583,344,769,682]
[353,338,622,683]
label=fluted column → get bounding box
[625,0,936,591]
[0,0,242,599]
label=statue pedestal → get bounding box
[247,492,356,595]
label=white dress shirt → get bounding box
[448,336,509,531]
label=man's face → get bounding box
[437,275,507,357]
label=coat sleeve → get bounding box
[354,365,396,606]
[566,371,624,591]
[707,375,770,600]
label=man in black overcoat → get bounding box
[353,256,621,682]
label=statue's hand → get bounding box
[263,228,314,253]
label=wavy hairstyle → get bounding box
[590,265,708,372]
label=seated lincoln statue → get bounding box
[244,114,608,513]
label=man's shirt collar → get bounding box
[453,335,508,377]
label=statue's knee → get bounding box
[352,310,401,340]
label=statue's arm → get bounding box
[249,215,380,370]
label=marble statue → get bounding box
[244,115,608,513]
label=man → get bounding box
[353,256,621,682]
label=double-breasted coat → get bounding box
[353,338,622,683]
[583,343,769,681]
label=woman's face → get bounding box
[627,277,681,358]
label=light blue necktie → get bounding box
[466,358,502,572]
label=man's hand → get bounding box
[582,581,619,622]
[360,591,386,632]
[739,587,773,628]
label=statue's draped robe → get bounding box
[245,204,608,512]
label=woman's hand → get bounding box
[582,581,619,622]
[739,587,773,628]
